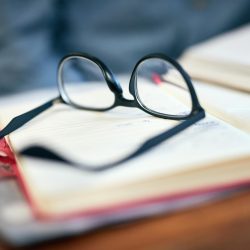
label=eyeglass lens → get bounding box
[135,58,192,117]
[61,56,115,109]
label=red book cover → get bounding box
[0,138,17,178]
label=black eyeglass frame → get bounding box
[0,52,205,171]
[58,53,202,120]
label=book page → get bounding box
[194,81,250,133]
[182,24,250,69]
[162,77,250,133]
[180,25,250,92]
[0,81,250,217]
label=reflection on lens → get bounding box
[61,56,115,109]
[135,58,192,117]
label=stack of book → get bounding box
[0,25,250,247]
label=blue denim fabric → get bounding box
[0,0,249,94]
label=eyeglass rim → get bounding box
[129,53,203,120]
[57,53,122,111]
[57,52,203,120]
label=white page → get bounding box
[182,24,250,68]
[162,76,250,133]
[180,25,250,92]
[194,81,250,133]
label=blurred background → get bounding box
[0,0,250,95]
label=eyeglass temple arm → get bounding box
[20,108,205,172]
[134,109,205,155]
[0,97,60,139]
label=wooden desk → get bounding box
[1,190,250,250]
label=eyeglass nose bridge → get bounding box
[114,94,137,108]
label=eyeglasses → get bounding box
[0,53,205,171]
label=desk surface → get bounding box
[1,190,250,250]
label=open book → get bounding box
[181,25,250,92]
[0,83,250,219]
